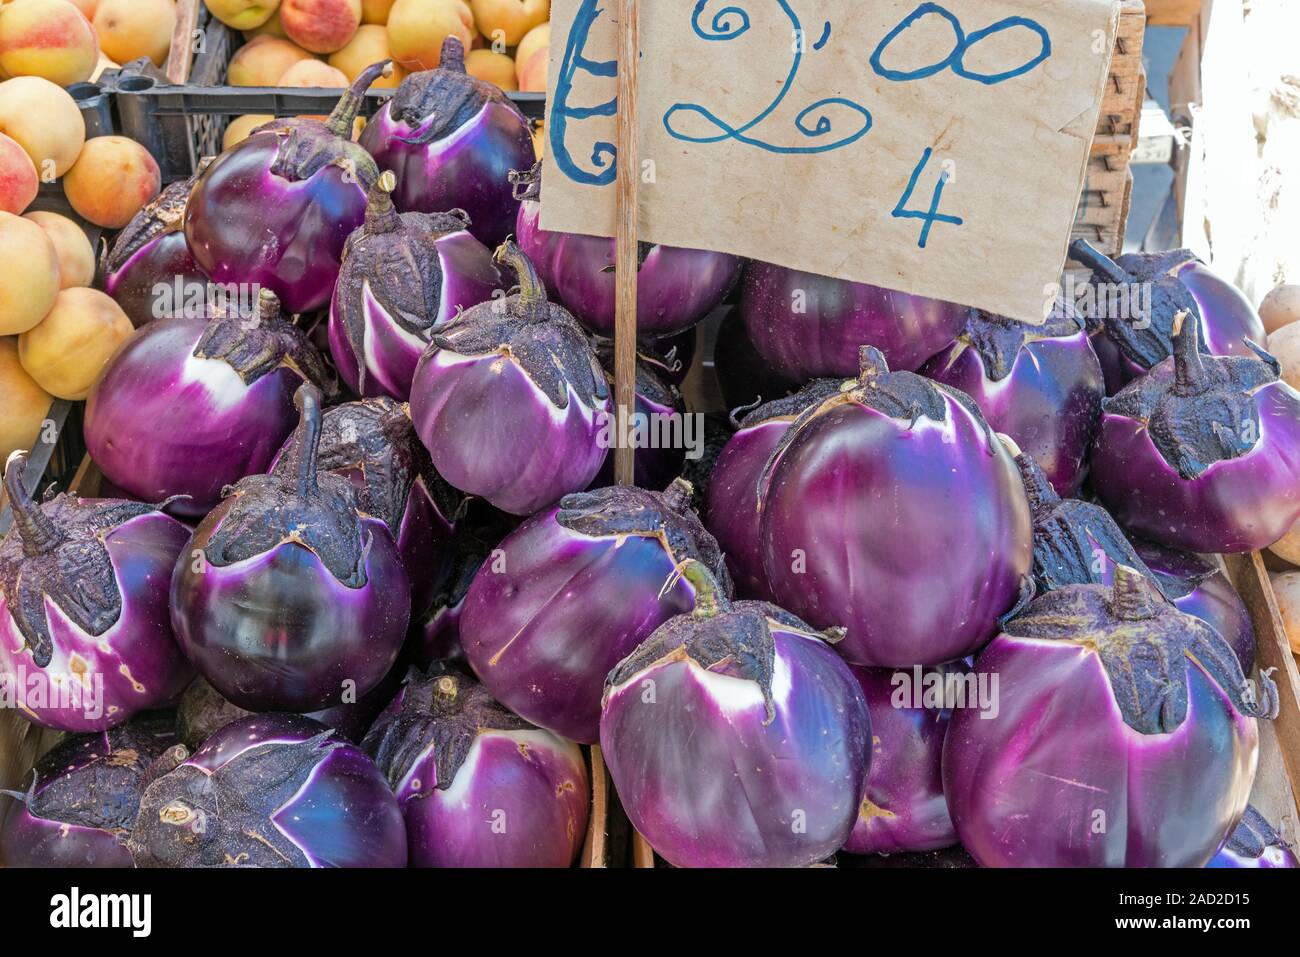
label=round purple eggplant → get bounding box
[842,664,963,856]
[129,713,406,867]
[1071,240,1269,393]
[921,298,1104,496]
[1206,806,1297,868]
[1090,314,1300,553]
[84,290,332,518]
[944,566,1275,867]
[460,478,729,744]
[705,378,844,601]
[327,171,501,400]
[739,260,967,380]
[104,165,211,329]
[759,347,1033,667]
[170,385,410,713]
[409,241,611,515]
[363,666,589,868]
[512,162,742,338]
[359,38,533,250]
[184,62,393,313]
[600,561,870,868]
[270,396,461,618]
[1,720,186,867]
[0,453,193,732]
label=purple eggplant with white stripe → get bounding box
[359,38,534,250]
[0,453,193,732]
[921,298,1104,496]
[409,241,610,515]
[363,666,589,868]
[169,385,410,713]
[327,171,501,401]
[184,62,394,314]
[1090,314,1300,553]
[84,289,332,518]
[460,478,729,744]
[759,347,1032,667]
[600,561,870,868]
[129,713,406,868]
[944,566,1275,867]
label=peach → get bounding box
[278,57,348,86]
[62,0,100,17]
[1261,284,1300,335]
[531,117,543,160]
[0,335,53,461]
[93,0,176,68]
[19,287,133,399]
[243,8,287,39]
[222,113,274,149]
[360,0,393,24]
[0,130,35,213]
[0,0,99,86]
[206,0,280,31]
[0,211,59,335]
[227,35,312,85]
[280,0,361,55]
[470,0,546,48]
[517,41,545,92]
[514,20,546,81]
[465,48,514,90]
[328,23,403,87]
[24,210,94,288]
[0,76,85,178]
[386,0,472,71]
[62,135,161,229]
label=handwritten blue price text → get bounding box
[549,1,1053,246]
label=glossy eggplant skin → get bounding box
[705,417,787,601]
[600,588,870,869]
[946,635,1257,867]
[921,309,1104,496]
[84,317,315,518]
[760,356,1032,668]
[0,510,194,733]
[184,132,369,314]
[460,483,726,744]
[1093,386,1300,552]
[170,507,410,713]
[0,722,180,868]
[130,714,407,868]
[841,665,960,856]
[740,261,967,379]
[105,231,208,329]
[361,103,533,251]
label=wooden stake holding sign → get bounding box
[612,0,640,488]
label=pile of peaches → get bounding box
[0,0,178,85]
[213,0,548,93]
[0,75,162,461]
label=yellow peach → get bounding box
[328,23,403,87]
[19,287,134,400]
[470,0,546,48]
[0,129,34,213]
[280,0,361,55]
[278,58,348,86]
[0,211,59,334]
[0,76,85,178]
[93,0,177,68]
[513,20,546,82]
[360,0,393,24]
[386,0,472,71]
[0,336,53,462]
[24,210,94,288]
[223,113,275,149]
[465,48,514,90]
[227,35,312,85]
[0,0,99,86]
[62,135,161,229]
[205,0,280,31]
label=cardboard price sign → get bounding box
[542,0,1121,324]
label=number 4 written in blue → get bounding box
[894,148,962,248]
